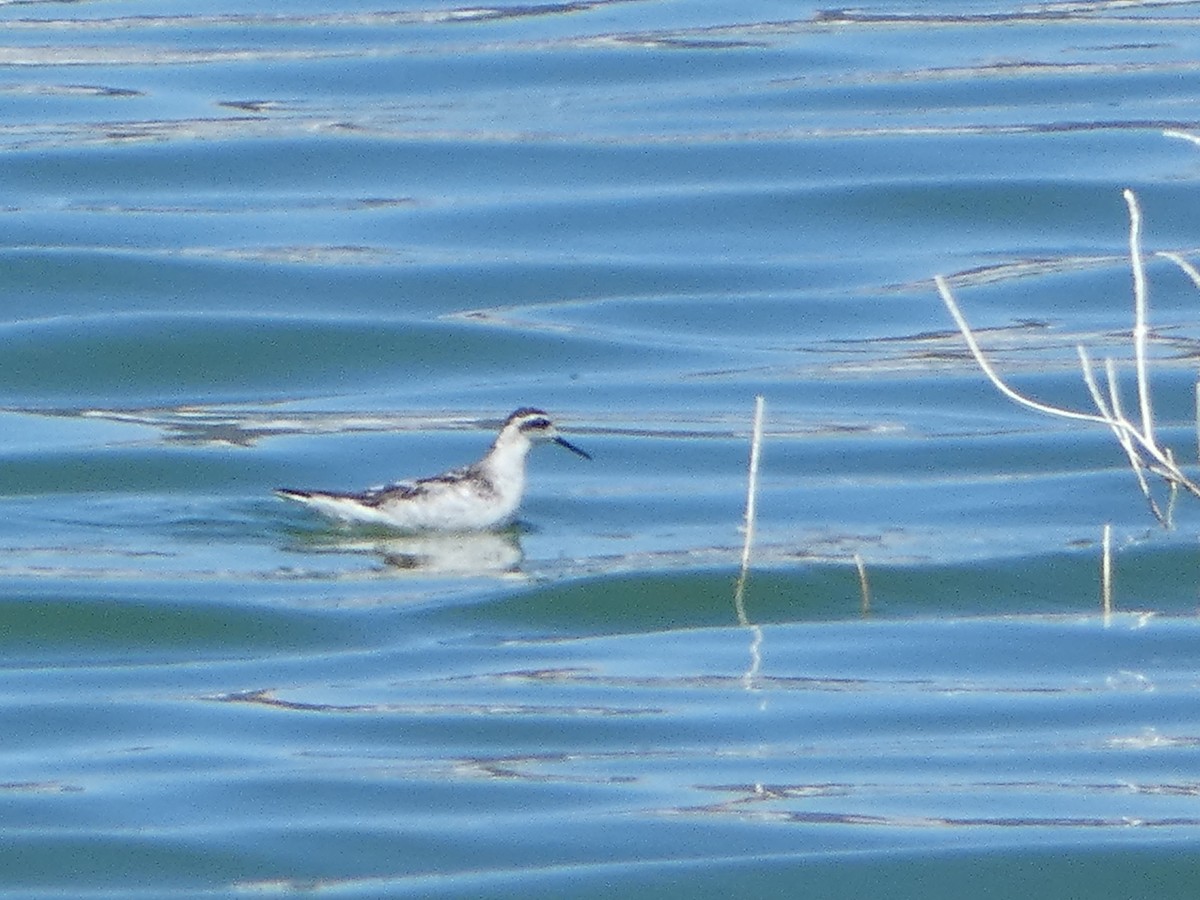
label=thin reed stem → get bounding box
[1163,128,1200,149]
[1124,189,1155,447]
[1156,251,1200,289]
[935,190,1200,526]
[854,553,871,617]
[740,395,766,573]
[1078,349,1164,522]
[1101,523,1113,622]
[935,276,1111,427]
[734,395,766,627]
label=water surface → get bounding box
[4,1,1200,896]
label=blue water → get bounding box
[5,1,1200,896]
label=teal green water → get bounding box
[5,2,1200,896]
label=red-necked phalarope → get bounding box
[275,408,591,531]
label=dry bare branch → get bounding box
[934,190,1200,527]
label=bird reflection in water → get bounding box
[374,529,523,574]
[286,527,524,576]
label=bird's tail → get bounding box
[275,488,315,502]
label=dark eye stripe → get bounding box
[521,418,552,431]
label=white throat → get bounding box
[480,430,534,502]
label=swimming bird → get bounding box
[275,408,591,531]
